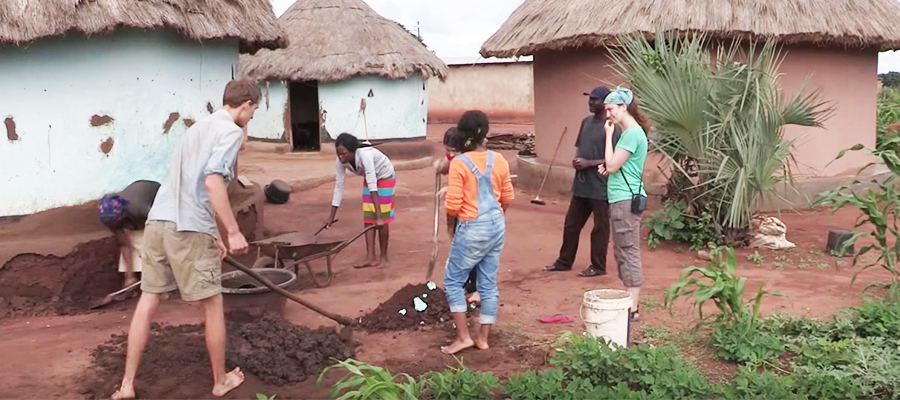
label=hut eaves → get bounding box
[239,0,449,83]
[0,0,286,53]
[481,0,900,58]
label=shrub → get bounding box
[317,358,423,400]
[711,315,785,366]
[551,335,711,399]
[719,366,802,400]
[501,369,646,400]
[645,199,719,250]
[421,361,499,400]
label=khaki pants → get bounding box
[140,221,222,301]
[610,201,644,287]
[118,229,144,273]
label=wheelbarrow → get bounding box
[247,225,377,288]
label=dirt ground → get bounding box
[0,123,893,399]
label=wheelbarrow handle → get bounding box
[330,224,378,254]
[223,256,354,326]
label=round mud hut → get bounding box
[481,0,900,206]
[239,0,449,151]
[0,0,286,217]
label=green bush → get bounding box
[501,369,646,400]
[421,362,499,400]
[645,199,719,250]
[719,366,802,400]
[551,335,711,399]
[711,315,785,366]
[849,299,900,340]
[317,359,423,400]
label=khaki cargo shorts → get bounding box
[140,221,222,301]
[610,201,644,287]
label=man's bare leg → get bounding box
[202,294,244,397]
[626,286,641,318]
[111,292,162,400]
[378,225,390,266]
[440,312,474,355]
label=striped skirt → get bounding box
[362,174,396,225]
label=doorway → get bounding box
[289,81,320,151]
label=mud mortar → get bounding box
[359,283,454,332]
[79,313,355,398]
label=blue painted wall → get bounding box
[245,76,428,142]
[247,80,289,140]
[0,29,238,216]
[319,76,427,141]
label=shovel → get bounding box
[426,173,441,280]
[90,280,141,309]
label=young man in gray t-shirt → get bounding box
[112,79,259,400]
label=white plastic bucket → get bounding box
[580,289,633,349]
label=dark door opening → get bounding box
[289,81,320,151]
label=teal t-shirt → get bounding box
[607,125,648,204]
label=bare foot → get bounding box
[111,384,135,400]
[475,338,490,350]
[380,256,390,266]
[212,367,245,397]
[353,259,380,269]
[440,338,475,355]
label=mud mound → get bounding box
[0,237,120,318]
[230,313,355,385]
[80,314,355,398]
[359,283,453,332]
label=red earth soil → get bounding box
[0,143,894,398]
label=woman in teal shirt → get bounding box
[598,87,652,321]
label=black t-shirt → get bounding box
[116,180,161,231]
[572,116,621,200]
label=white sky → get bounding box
[268,0,900,74]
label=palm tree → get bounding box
[608,32,832,245]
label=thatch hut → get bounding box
[0,0,286,217]
[239,0,449,150]
[481,0,900,201]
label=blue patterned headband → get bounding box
[604,87,634,105]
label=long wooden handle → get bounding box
[223,256,354,326]
[536,126,568,197]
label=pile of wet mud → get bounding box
[80,313,355,398]
[0,237,121,318]
[359,283,454,332]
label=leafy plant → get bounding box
[256,394,276,400]
[645,199,719,250]
[609,32,832,245]
[818,136,900,294]
[665,246,780,324]
[551,335,711,399]
[719,366,803,400]
[317,359,423,400]
[711,314,785,365]
[747,251,764,265]
[421,359,499,400]
[501,369,645,400]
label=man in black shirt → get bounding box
[98,180,161,288]
[545,86,621,277]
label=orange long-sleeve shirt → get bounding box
[445,151,514,221]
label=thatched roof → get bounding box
[0,0,286,53]
[239,0,449,83]
[481,0,900,58]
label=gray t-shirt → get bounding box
[148,109,243,236]
[572,115,621,200]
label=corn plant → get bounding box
[665,246,780,325]
[819,136,900,296]
[316,358,423,400]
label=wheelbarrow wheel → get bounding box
[251,256,283,270]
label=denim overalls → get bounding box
[444,151,506,325]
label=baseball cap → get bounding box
[584,86,611,100]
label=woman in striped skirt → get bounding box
[327,133,396,268]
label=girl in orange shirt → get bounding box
[441,111,514,355]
